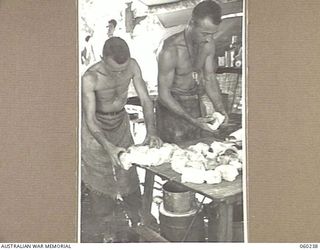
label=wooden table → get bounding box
[138,138,243,242]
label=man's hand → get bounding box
[220,111,229,126]
[104,144,126,168]
[193,116,231,133]
[142,134,163,148]
[198,121,218,133]
[190,117,215,133]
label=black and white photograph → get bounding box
[79,0,245,243]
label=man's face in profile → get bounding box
[191,17,219,45]
[108,23,115,37]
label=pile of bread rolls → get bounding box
[119,141,242,184]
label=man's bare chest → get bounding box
[176,51,204,76]
[95,71,132,92]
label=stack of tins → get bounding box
[159,182,205,242]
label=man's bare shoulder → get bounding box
[120,58,138,78]
[82,72,97,88]
[83,61,101,77]
[128,58,139,70]
[82,62,102,89]
[83,60,105,76]
[160,31,184,55]
[163,31,184,47]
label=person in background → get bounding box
[81,35,96,67]
[156,0,228,143]
[107,19,117,38]
[81,37,162,242]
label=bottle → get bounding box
[224,50,231,67]
[234,59,242,68]
[228,35,241,67]
[234,47,242,68]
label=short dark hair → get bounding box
[102,37,130,64]
[192,0,222,26]
[108,19,117,28]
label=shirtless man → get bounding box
[81,37,161,242]
[156,0,228,143]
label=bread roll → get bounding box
[119,152,133,170]
[215,165,239,182]
[206,112,225,130]
[188,142,210,154]
[204,170,222,184]
[171,156,188,174]
[181,168,206,184]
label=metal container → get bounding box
[162,181,196,214]
[159,203,205,242]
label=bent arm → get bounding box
[131,60,157,135]
[158,48,199,126]
[203,53,227,115]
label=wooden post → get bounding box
[207,201,234,242]
[141,170,155,226]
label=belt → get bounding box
[172,93,199,100]
[97,108,125,116]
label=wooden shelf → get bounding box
[216,67,242,74]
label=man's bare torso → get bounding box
[85,60,134,113]
[162,31,212,91]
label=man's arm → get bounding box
[131,59,162,148]
[203,51,229,122]
[82,73,125,166]
[158,47,200,127]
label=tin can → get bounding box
[163,182,196,214]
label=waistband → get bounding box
[171,85,199,96]
[96,107,125,116]
[172,94,199,101]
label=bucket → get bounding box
[163,181,196,214]
[159,203,205,242]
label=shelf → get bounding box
[216,67,242,74]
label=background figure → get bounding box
[107,19,117,38]
[81,35,96,67]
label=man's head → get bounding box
[85,35,91,42]
[102,37,131,70]
[189,0,222,44]
[107,19,117,37]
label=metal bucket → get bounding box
[159,203,205,242]
[162,181,196,214]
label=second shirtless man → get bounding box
[156,0,228,143]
